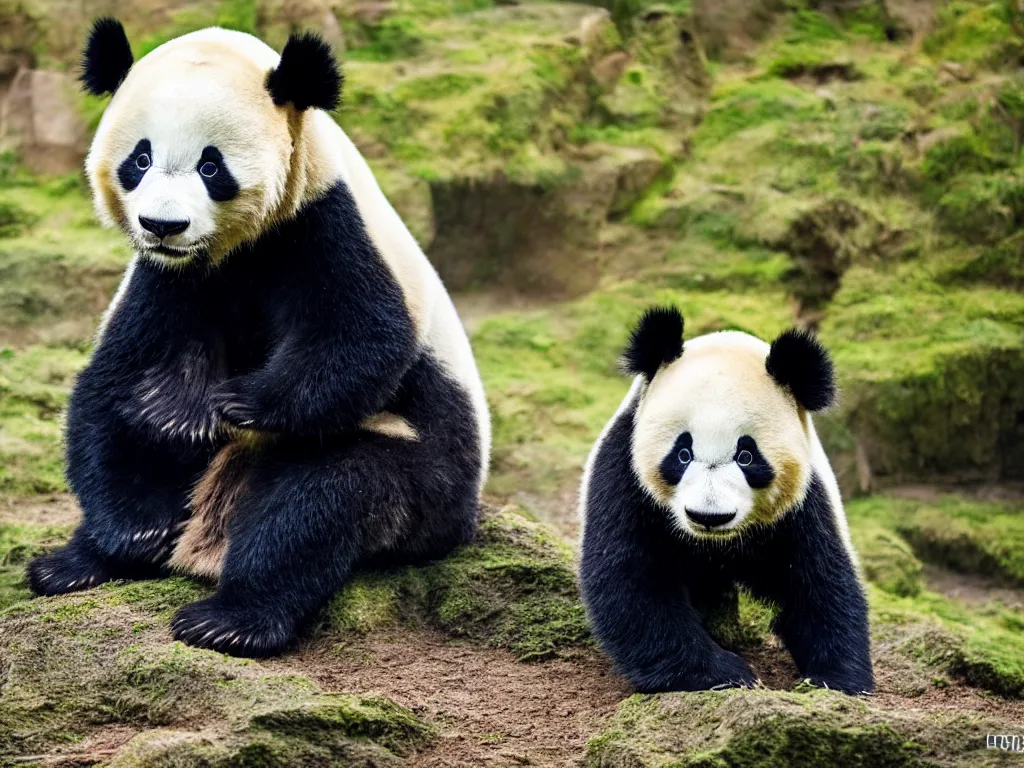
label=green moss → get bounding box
[586,687,1006,767]
[348,17,426,61]
[0,589,431,762]
[0,345,89,495]
[849,495,1024,586]
[849,521,923,597]
[324,507,593,661]
[871,585,1024,697]
[0,521,72,609]
[923,0,1022,69]
[325,576,401,634]
[934,171,1024,244]
[251,696,434,755]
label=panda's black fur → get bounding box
[28,24,487,658]
[579,309,873,695]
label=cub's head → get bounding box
[81,18,342,265]
[624,307,836,538]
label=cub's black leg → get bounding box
[172,437,415,657]
[580,406,756,693]
[582,535,756,692]
[747,479,873,694]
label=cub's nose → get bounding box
[685,509,736,529]
[139,216,190,238]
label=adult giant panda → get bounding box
[28,19,491,657]
[579,307,872,694]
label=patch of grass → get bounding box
[0,345,88,495]
[871,585,1024,697]
[923,0,1022,69]
[0,521,71,609]
[849,495,1024,586]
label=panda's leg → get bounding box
[170,437,422,657]
[28,422,212,596]
[747,482,874,694]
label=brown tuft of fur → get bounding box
[170,439,260,579]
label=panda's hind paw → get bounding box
[172,597,295,658]
[28,544,112,596]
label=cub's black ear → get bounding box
[266,32,342,111]
[766,328,836,411]
[81,17,134,96]
[622,306,684,381]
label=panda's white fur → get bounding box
[88,28,490,485]
[582,328,853,563]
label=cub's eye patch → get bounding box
[197,146,239,202]
[118,139,152,191]
[734,435,774,489]
[659,432,693,487]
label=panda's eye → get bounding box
[736,450,753,467]
[199,161,218,178]
[135,153,151,171]
[678,448,692,464]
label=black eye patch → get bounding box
[117,139,152,191]
[659,431,693,487]
[196,146,239,202]
[734,435,775,489]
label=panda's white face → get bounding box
[632,331,812,538]
[86,30,293,265]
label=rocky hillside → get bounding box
[2,0,1024,765]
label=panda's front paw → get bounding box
[801,673,874,696]
[210,377,264,430]
[28,542,113,596]
[703,649,758,690]
[172,596,296,658]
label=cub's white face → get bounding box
[632,331,812,537]
[85,30,292,265]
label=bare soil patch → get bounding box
[270,628,630,768]
[0,493,80,527]
[923,564,1024,609]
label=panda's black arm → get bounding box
[580,414,757,693]
[210,182,418,436]
[744,476,874,694]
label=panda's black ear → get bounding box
[81,17,134,96]
[266,32,342,111]
[766,329,836,411]
[622,306,684,381]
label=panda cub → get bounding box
[27,19,490,657]
[579,307,872,695]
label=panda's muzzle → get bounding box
[685,508,736,529]
[139,216,190,239]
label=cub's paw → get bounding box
[801,673,874,696]
[172,596,295,658]
[634,649,757,693]
[28,543,112,596]
[704,650,759,691]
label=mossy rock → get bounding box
[849,495,1024,586]
[0,592,432,764]
[851,520,924,597]
[823,269,1024,487]
[325,504,593,660]
[585,687,1010,767]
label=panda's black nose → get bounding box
[685,509,736,529]
[139,216,190,238]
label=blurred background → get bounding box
[1,0,1023,762]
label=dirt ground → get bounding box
[270,630,630,768]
